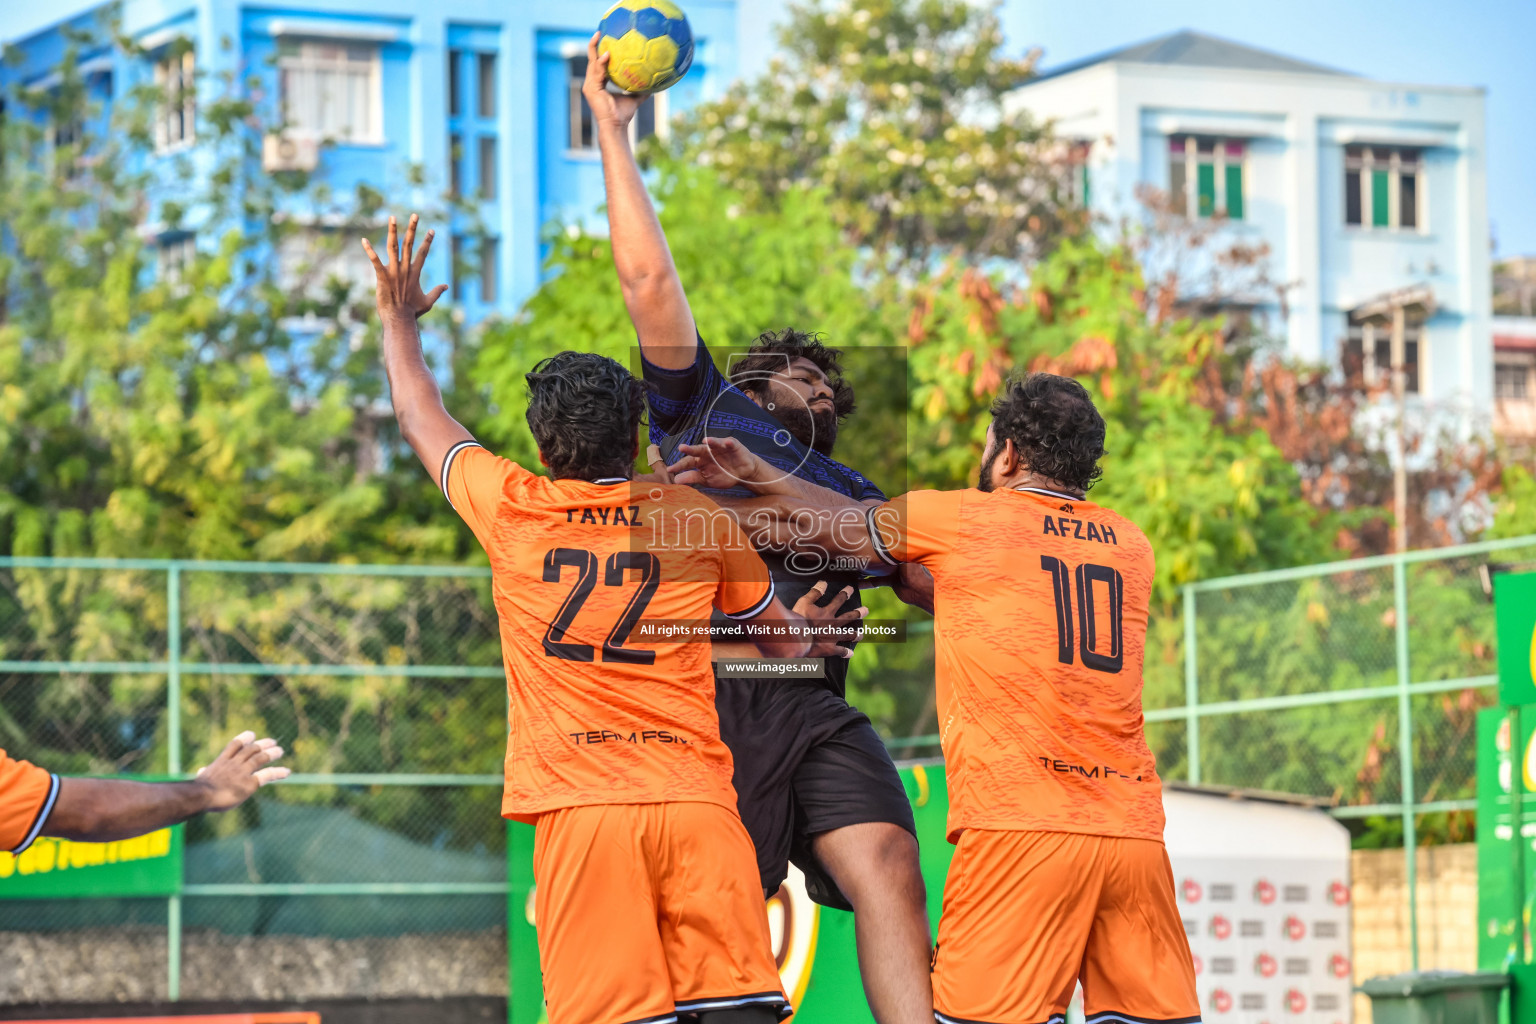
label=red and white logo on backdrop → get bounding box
[1330,954,1352,978]
[1283,916,1306,940]
[1285,990,1307,1014]
[1211,989,1234,1014]
[1255,953,1278,978]
[1192,955,1204,976]
[1329,880,1351,906]
[1210,915,1233,941]
[1254,878,1277,905]
[1182,878,1203,903]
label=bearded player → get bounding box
[680,374,1201,1024]
[364,214,869,1024]
[584,36,932,1024]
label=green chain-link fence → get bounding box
[0,558,510,1003]
[2,537,1534,1000]
[1159,533,1536,969]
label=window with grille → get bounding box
[1343,319,1423,393]
[480,237,499,304]
[1496,362,1531,400]
[449,132,462,197]
[277,40,382,142]
[1168,135,1245,220]
[1345,145,1422,230]
[566,56,661,151]
[477,53,496,118]
[447,48,463,117]
[451,235,465,301]
[158,234,196,284]
[276,229,378,299]
[155,48,195,151]
[478,136,497,199]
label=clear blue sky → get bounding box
[6,0,1533,255]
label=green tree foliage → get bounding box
[0,29,505,857]
[665,0,1079,268]
[903,237,1338,599]
[1492,466,1536,539]
[474,166,908,490]
[0,40,461,565]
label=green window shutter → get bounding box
[1197,163,1216,218]
[1224,163,1244,220]
[1372,169,1390,227]
[1080,164,1091,207]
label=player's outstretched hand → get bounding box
[583,33,644,131]
[673,437,766,490]
[792,581,867,660]
[361,214,448,323]
[194,731,291,813]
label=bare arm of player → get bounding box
[362,214,474,479]
[673,438,881,511]
[45,731,289,843]
[890,562,935,615]
[674,438,887,566]
[585,35,698,371]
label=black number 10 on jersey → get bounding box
[1040,557,1124,673]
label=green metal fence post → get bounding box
[1393,558,1419,970]
[167,564,182,1001]
[1184,586,1200,785]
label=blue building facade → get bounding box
[2,0,739,317]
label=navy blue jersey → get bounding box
[644,337,885,696]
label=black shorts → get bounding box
[714,675,917,912]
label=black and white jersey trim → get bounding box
[866,504,899,566]
[1015,486,1084,502]
[616,1013,677,1024]
[676,991,793,1021]
[11,773,60,855]
[439,440,484,508]
[675,991,789,1013]
[1086,1013,1202,1024]
[721,581,776,621]
[935,1012,1064,1024]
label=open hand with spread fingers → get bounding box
[361,213,448,325]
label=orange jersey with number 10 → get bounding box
[870,487,1164,842]
[444,443,775,824]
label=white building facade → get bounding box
[1009,31,1493,409]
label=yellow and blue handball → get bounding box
[598,0,694,96]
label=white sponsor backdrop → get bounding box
[1165,789,1354,1024]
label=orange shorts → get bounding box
[933,830,1201,1024]
[533,802,789,1024]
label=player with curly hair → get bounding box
[677,372,1201,1024]
[582,32,934,1024]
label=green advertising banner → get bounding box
[0,826,183,899]
[508,763,952,1024]
[1497,572,1536,707]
